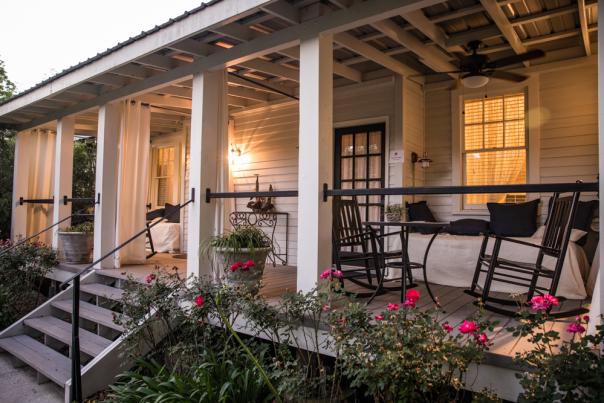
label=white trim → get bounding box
[450,77,540,214]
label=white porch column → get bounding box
[10,131,30,241]
[51,116,75,248]
[297,33,334,292]
[187,69,228,279]
[93,103,121,269]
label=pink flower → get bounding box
[529,294,559,312]
[374,315,384,321]
[332,270,344,279]
[322,304,331,312]
[475,333,488,346]
[583,315,590,322]
[229,261,242,272]
[241,259,254,271]
[387,303,399,311]
[405,289,421,302]
[145,273,156,284]
[320,269,332,280]
[459,320,478,334]
[402,299,416,308]
[567,322,586,334]
[442,323,453,333]
[194,295,204,307]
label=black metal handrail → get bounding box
[205,188,298,203]
[60,189,195,403]
[0,209,95,259]
[63,194,99,205]
[322,182,599,201]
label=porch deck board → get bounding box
[91,259,589,363]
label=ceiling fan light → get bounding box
[461,73,489,88]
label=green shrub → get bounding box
[61,221,94,233]
[0,241,57,329]
[206,225,272,252]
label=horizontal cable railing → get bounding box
[205,187,298,202]
[60,188,195,403]
[19,197,54,205]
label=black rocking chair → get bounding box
[465,192,587,317]
[332,197,406,298]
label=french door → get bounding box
[334,123,386,223]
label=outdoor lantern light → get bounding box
[461,72,489,88]
[230,144,241,157]
[411,151,432,169]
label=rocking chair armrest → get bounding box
[488,234,558,255]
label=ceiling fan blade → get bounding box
[486,49,545,69]
[488,70,528,83]
[409,70,462,77]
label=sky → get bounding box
[0,1,209,93]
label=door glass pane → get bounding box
[355,157,366,178]
[341,158,352,180]
[368,131,381,154]
[369,156,381,179]
[368,180,381,204]
[341,134,353,156]
[368,206,380,222]
[355,132,367,155]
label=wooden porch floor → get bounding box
[89,255,588,364]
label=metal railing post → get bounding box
[70,275,82,403]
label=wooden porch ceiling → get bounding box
[0,0,598,132]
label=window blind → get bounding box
[462,93,527,206]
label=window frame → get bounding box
[451,78,540,215]
[148,133,184,211]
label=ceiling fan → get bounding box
[435,40,546,88]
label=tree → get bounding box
[0,58,16,239]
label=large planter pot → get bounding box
[214,247,271,294]
[58,232,93,263]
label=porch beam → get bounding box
[297,33,334,292]
[187,69,228,279]
[14,0,439,130]
[227,74,297,97]
[509,5,576,27]
[239,59,299,81]
[279,47,362,82]
[479,0,529,67]
[52,116,75,248]
[334,32,418,76]
[93,103,121,269]
[445,24,501,47]
[228,85,270,102]
[371,19,457,75]
[578,0,592,56]
[429,4,484,23]
[260,1,300,24]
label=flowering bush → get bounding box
[507,294,604,402]
[0,240,57,329]
[330,289,497,402]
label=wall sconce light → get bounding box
[411,151,432,169]
[230,144,241,157]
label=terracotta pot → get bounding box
[214,247,271,295]
[58,232,93,263]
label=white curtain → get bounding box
[115,101,150,266]
[24,129,56,245]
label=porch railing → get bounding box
[59,188,195,403]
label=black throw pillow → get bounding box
[146,208,165,221]
[487,199,539,237]
[547,198,597,232]
[446,219,489,236]
[406,201,436,222]
[406,201,436,234]
[164,203,181,223]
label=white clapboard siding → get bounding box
[403,78,426,196]
[424,63,598,222]
[228,78,398,266]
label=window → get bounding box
[150,146,177,208]
[462,93,527,207]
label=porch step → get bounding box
[0,335,72,386]
[80,283,125,302]
[51,300,126,332]
[24,316,112,357]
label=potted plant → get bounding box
[206,226,272,294]
[58,221,94,263]
[385,204,404,222]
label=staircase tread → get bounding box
[51,300,126,332]
[24,316,112,357]
[0,335,71,386]
[80,283,125,302]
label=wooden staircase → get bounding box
[0,270,144,402]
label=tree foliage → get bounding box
[0,58,16,239]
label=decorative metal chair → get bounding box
[332,197,407,297]
[465,192,586,317]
